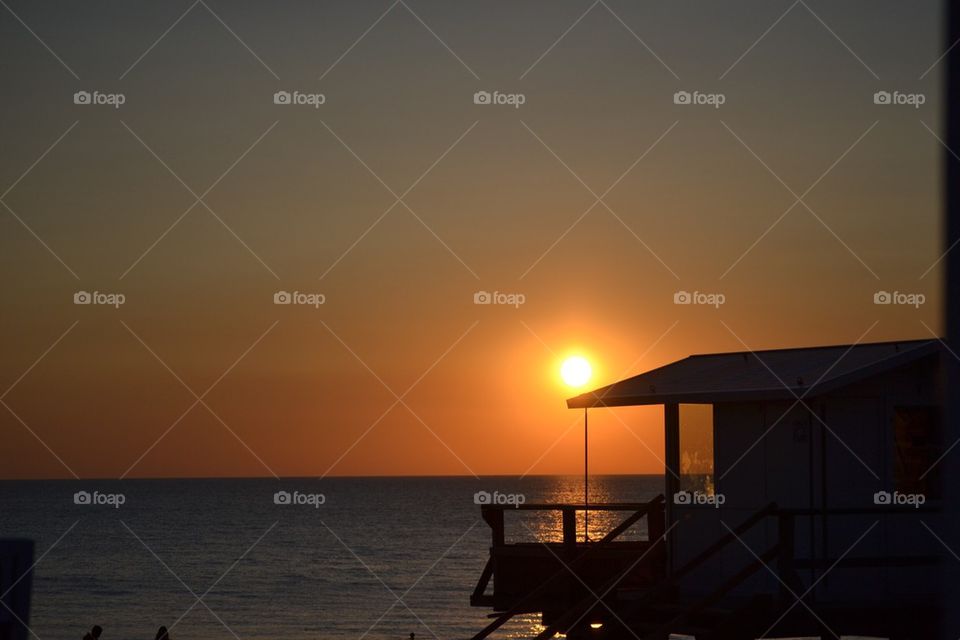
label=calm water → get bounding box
[0,475,663,640]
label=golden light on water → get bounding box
[560,356,592,388]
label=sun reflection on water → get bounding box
[506,477,652,544]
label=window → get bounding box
[893,406,941,499]
[679,404,715,495]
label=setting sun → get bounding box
[560,356,592,388]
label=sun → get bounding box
[560,356,592,388]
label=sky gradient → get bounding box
[0,0,947,479]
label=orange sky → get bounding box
[0,0,945,479]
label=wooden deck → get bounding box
[471,497,667,630]
[469,499,943,640]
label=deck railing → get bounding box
[480,498,666,549]
[470,496,666,640]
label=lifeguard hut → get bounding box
[471,339,944,640]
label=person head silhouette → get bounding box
[91,627,102,639]
[409,634,415,640]
[155,627,169,640]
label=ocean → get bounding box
[0,475,664,640]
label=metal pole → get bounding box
[584,407,589,542]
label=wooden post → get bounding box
[664,403,681,575]
[482,506,505,547]
[648,498,665,542]
[777,512,797,603]
[562,507,577,552]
